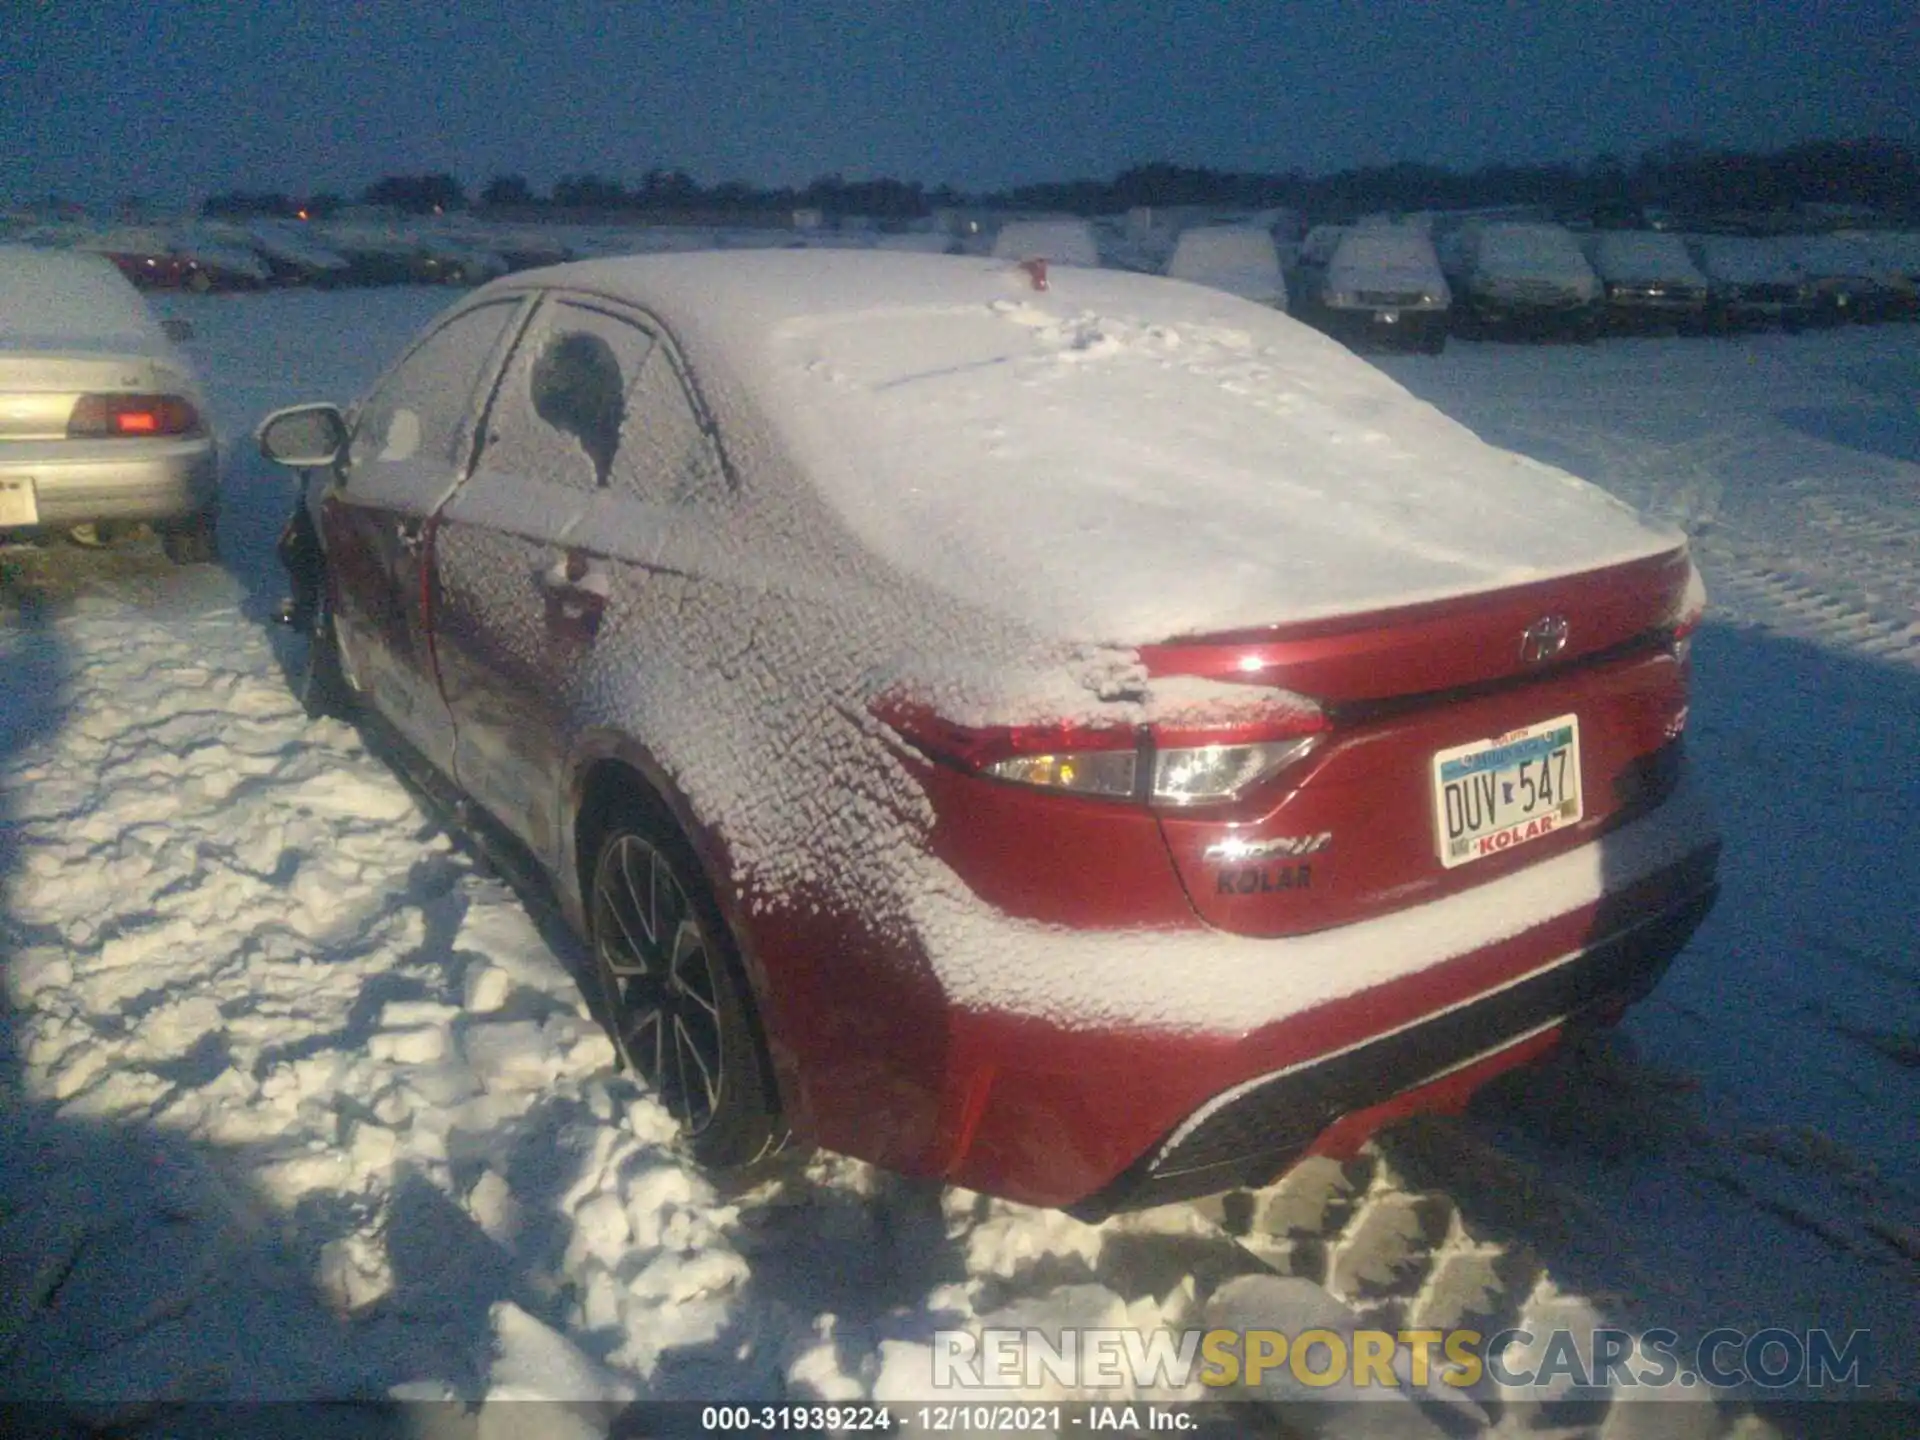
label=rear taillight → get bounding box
[876,699,1326,807]
[66,394,202,439]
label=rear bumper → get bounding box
[0,440,218,528]
[1313,306,1449,349]
[1069,863,1716,1219]
[919,779,1720,1210]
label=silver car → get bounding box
[0,244,219,561]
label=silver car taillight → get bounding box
[66,393,202,438]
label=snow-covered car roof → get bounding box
[479,250,1680,644]
[0,243,177,356]
[1684,234,1807,285]
[1326,229,1447,292]
[1586,231,1708,285]
[1470,223,1596,278]
[171,233,272,280]
[246,221,351,270]
[1793,232,1910,282]
[1163,226,1286,305]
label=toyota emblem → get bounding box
[1520,615,1570,666]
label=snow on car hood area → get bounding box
[731,255,1675,643]
[2,285,1917,1427]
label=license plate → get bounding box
[1433,714,1583,868]
[0,477,37,527]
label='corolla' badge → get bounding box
[1520,615,1571,666]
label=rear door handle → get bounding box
[538,550,610,637]
[537,552,609,600]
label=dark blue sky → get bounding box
[7,0,1915,207]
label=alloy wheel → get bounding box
[591,832,725,1133]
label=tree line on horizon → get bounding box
[199,137,1920,224]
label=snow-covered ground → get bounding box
[2,286,1915,1437]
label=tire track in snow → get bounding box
[1695,546,1920,668]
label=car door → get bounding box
[432,294,730,865]
[320,298,525,771]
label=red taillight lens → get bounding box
[66,394,202,439]
[874,696,1326,807]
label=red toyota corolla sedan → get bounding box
[257,250,1718,1217]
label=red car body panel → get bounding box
[727,840,1713,1209]
[694,547,1710,1209]
[282,262,1721,1215]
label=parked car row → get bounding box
[0,218,579,292]
[1444,221,1918,339]
[980,213,1920,355]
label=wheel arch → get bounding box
[564,734,801,1125]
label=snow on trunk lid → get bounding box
[753,267,1678,645]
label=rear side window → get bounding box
[615,344,728,506]
[348,301,520,479]
[483,296,727,505]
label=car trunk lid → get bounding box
[1142,546,1700,937]
[0,353,173,440]
[1138,546,1695,703]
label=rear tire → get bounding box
[587,807,785,1169]
[160,506,218,565]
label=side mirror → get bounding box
[256,403,348,469]
[161,317,196,343]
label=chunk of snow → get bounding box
[570,1191,633,1262]
[462,960,513,1014]
[368,1027,448,1065]
[625,1247,749,1305]
[315,1231,393,1315]
[461,1019,560,1092]
[487,1301,640,1400]
[1205,1274,1485,1427]
[466,1169,523,1244]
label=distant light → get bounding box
[296,209,310,221]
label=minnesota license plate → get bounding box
[1433,714,1583,868]
[0,477,38,527]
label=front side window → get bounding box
[348,301,520,485]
